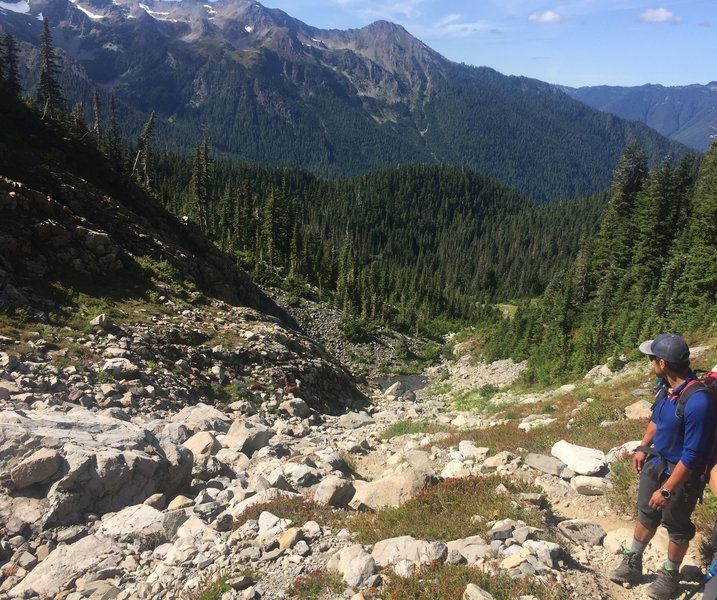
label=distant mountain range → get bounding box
[560,83,717,152]
[0,0,690,201]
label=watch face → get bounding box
[661,489,671,499]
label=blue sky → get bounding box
[261,0,715,88]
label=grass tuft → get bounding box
[286,570,346,599]
[236,495,348,531]
[380,420,452,440]
[605,457,638,518]
[192,574,231,600]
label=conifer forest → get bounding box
[1,22,716,385]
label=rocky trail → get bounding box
[0,299,712,600]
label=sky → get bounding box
[260,0,715,88]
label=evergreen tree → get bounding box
[36,18,65,119]
[189,138,213,234]
[106,95,124,171]
[1,33,22,99]
[260,189,276,265]
[92,90,102,144]
[133,111,155,190]
[589,141,648,283]
[669,141,717,328]
[69,102,87,135]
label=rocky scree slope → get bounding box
[2,331,709,600]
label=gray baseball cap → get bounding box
[639,333,690,364]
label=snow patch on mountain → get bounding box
[0,0,30,14]
[69,0,104,19]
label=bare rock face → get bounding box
[0,407,193,529]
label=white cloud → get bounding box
[640,8,681,23]
[435,16,497,37]
[529,10,561,23]
[345,0,428,21]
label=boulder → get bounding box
[257,511,291,537]
[10,448,61,489]
[183,431,221,457]
[457,441,490,461]
[371,536,448,569]
[384,381,404,398]
[338,411,374,429]
[524,453,568,477]
[223,419,275,457]
[279,398,311,419]
[171,402,231,434]
[550,440,605,475]
[98,504,167,549]
[571,476,612,496]
[557,519,607,547]
[351,468,435,510]
[518,415,557,431]
[446,535,491,565]
[100,358,140,379]
[441,460,471,479]
[464,583,495,600]
[624,400,652,421]
[327,544,376,589]
[314,476,356,508]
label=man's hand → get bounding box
[632,450,647,474]
[648,489,670,511]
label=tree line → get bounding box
[150,151,605,338]
[0,23,606,340]
[9,20,712,381]
[0,23,156,192]
[482,140,715,383]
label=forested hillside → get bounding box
[154,153,606,337]
[561,82,717,152]
[3,19,715,388]
[484,141,717,383]
[0,0,689,201]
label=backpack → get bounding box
[669,366,717,464]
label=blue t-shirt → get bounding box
[651,377,717,471]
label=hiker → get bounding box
[609,333,717,600]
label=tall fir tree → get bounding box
[106,95,124,171]
[133,111,155,191]
[589,141,648,286]
[2,33,22,99]
[69,101,87,135]
[669,140,717,329]
[36,18,65,119]
[189,138,213,234]
[92,90,102,144]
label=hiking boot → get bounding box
[646,565,680,600]
[609,549,643,584]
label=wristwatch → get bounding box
[660,488,672,499]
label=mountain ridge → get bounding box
[560,82,717,152]
[0,0,692,201]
